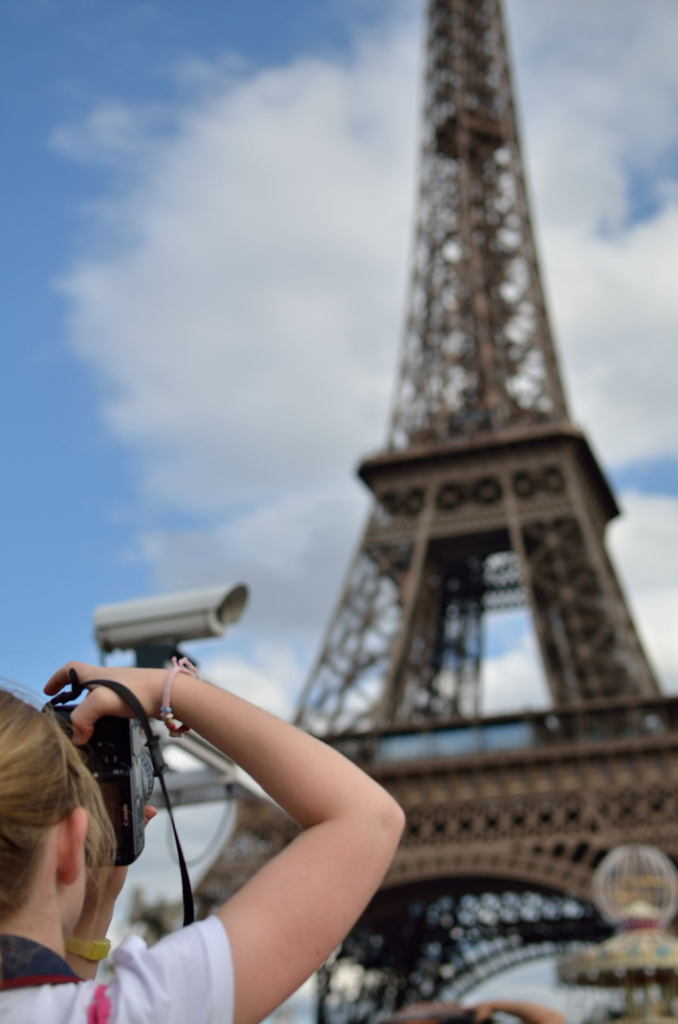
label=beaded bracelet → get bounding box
[159,656,199,736]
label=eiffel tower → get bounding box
[196,0,678,1017]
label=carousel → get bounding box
[558,845,678,1022]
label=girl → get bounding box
[0,660,405,1023]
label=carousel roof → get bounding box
[558,926,678,987]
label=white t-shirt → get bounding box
[0,916,233,1024]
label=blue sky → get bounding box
[0,0,331,684]
[2,0,678,1012]
[0,0,422,693]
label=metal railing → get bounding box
[327,694,678,765]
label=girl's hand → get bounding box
[472,1006,495,1023]
[44,662,166,744]
[82,806,159,910]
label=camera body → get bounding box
[55,707,155,866]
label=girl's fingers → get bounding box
[68,686,130,744]
[143,805,158,826]
[43,663,76,695]
[44,663,166,720]
[44,660,99,695]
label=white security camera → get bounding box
[94,583,248,653]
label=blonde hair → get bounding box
[0,688,116,919]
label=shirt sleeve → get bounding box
[107,915,233,1024]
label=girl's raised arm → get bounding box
[45,662,405,1024]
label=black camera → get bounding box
[55,707,155,866]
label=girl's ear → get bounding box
[55,806,89,886]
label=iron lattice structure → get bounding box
[294,0,657,732]
[319,886,610,1017]
[196,0,678,1016]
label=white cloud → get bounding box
[135,482,368,659]
[50,101,161,166]
[536,202,678,466]
[57,11,421,511]
[506,0,678,465]
[483,631,548,715]
[608,491,678,693]
[201,642,303,720]
[508,0,678,183]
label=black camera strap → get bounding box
[48,673,195,927]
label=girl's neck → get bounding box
[0,907,66,957]
[0,820,83,958]
[0,867,67,958]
